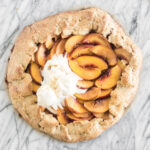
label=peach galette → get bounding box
[7,8,142,142]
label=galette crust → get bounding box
[7,8,142,142]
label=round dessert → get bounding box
[7,8,142,142]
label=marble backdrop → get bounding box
[0,0,150,149]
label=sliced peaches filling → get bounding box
[27,33,131,125]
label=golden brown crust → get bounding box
[7,8,142,142]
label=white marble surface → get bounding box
[0,0,150,149]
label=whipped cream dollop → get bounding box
[37,54,85,110]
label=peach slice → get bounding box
[98,89,112,99]
[45,36,54,49]
[75,88,111,100]
[93,112,109,120]
[35,44,47,67]
[76,80,94,89]
[57,112,69,125]
[74,87,101,101]
[57,109,69,125]
[65,35,85,53]
[77,99,85,104]
[55,39,66,56]
[82,33,111,48]
[32,82,40,93]
[72,112,92,118]
[63,106,71,114]
[40,106,45,112]
[66,113,92,121]
[75,56,108,70]
[45,107,64,115]
[29,63,42,84]
[47,106,59,115]
[90,45,117,66]
[84,98,110,113]
[93,112,104,118]
[117,59,127,71]
[69,60,101,80]
[66,113,83,121]
[95,65,121,89]
[38,106,45,114]
[115,48,131,63]
[48,40,60,59]
[65,96,88,114]
[70,45,93,59]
